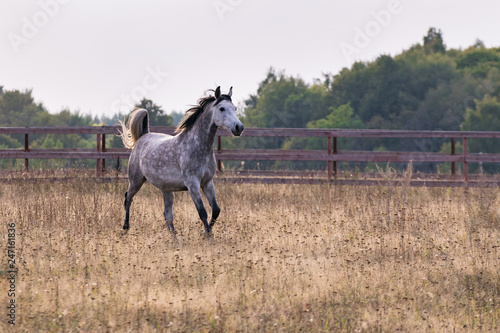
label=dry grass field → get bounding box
[1,173,500,332]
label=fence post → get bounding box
[463,137,468,182]
[327,134,332,181]
[96,133,101,178]
[24,133,29,171]
[101,133,106,174]
[333,137,338,178]
[451,138,455,179]
[217,135,222,172]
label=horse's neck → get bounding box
[187,109,217,151]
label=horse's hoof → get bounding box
[170,234,179,246]
[120,229,129,236]
[168,229,178,239]
[200,229,214,240]
[164,224,176,234]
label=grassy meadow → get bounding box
[1,175,500,332]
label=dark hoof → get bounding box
[200,229,214,240]
[168,229,178,240]
[164,224,176,233]
[170,234,179,246]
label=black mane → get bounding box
[175,92,232,133]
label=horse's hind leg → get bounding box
[123,178,145,230]
[162,191,175,233]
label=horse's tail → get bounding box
[118,108,149,149]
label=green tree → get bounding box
[423,27,446,53]
[243,68,309,128]
[0,134,21,149]
[308,104,363,130]
[0,87,100,169]
[462,96,500,142]
[238,68,330,165]
[280,104,364,169]
[53,109,94,126]
[135,98,172,126]
[305,103,364,150]
[0,88,52,148]
[170,111,185,126]
[461,96,500,172]
[0,89,49,127]
[462,96,500,134]
[456,47,500,78]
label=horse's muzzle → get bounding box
[231,123,244,136]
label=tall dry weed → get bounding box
[0,177,499,332]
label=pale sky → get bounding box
[1,0,499,118]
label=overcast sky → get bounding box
[1,0,499,118]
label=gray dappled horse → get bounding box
[119,86,244,234]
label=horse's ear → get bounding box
[228,86,233,97]
[214,86,221,99]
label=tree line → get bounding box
[1,28,499,171]
[235,28,500,172]
[0,89,174,168]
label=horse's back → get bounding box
[132,132,174,154]
[130,132,185,190]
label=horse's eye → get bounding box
[220,107,225,112]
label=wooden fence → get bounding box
[1,126,500,186]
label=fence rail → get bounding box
[1,126,500,184]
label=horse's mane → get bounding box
[175,91,232,133]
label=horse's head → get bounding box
[211,86,244,136]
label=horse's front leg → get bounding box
[185,181,211,234]
[202,181,220,230]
